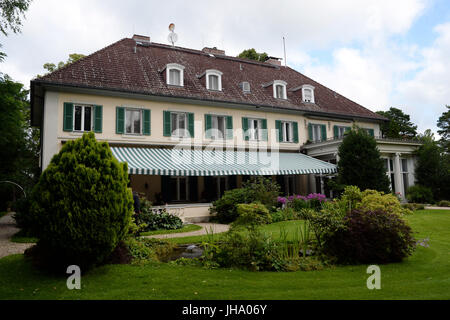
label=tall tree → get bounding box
[38,53,85,76]
[337,126,391,193]
[437,105,450,153]
[0,73,39,210]
[376,107,418,139]
[237,48,268,62]
[0,0,32,61]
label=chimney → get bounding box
[265,56,282,66]
[202,47,225,55]
[132,34,151,44]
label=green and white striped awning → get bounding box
[110,147,337,176]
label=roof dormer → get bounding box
[301,84,315,103]
[166,63,185,86]
[273,80,287,99]
[205,69,223,91]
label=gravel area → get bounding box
[0,213,34,259]
[144,223,230,239]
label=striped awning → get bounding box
[110,147,337,176]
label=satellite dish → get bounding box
[168,23,178,46]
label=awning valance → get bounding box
[110,147,337,176]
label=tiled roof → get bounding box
[34,38,386,121]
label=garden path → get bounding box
[144,223,229,239]
[0,213,34,258]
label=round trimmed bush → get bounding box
[322,209,416,264]
[29,132,133,270]
[406,185,433,204]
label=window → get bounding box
[166,63,185,86]
[171,112,188,137]
[311,124,322,142]
[282,121,294,142]
[170,176,189,201]
[273,80,287,99]
[206,69,223,91]
[302,85,315,103]
[125,109,141,134]
[211,115,226,139]
[284,175,296,195]
[215,176,229,199]
[384,158,396,192]
[334,125,351,138]
[248,118,262,141]
[74,105,92,132]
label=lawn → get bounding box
[0,210,449,300]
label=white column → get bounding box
[394,153,404,199]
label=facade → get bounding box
[30,35,420,222]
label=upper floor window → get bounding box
[273,80,287,99]
[302,85,315,103]
[308,123,327,142]
[166,63,185,86]
[125,109,142,134]
[63,102,103,133]
[171,112,188,137]
[334,125,351,139]
[74,105,92,132]
[248,118,263,141]
[206,69,223,91]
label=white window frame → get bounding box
[125,108,143,135]
[210,115,226,140]
[281,121,294,142]
[206,69,223,91]
[311,124,322,142]
[73,104,93,132]
[336,126,347,138]
[401,158,409,195]
[384,158,396,192]
[302,84,315,103]
[273,80,287,99]
[248,118,263,141]
[171,111,188,138]
[166,63,185,86]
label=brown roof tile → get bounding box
[35,38,386,121]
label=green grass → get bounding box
[11,230,38,243]
[140,224,202,237]
[0,210,449,300]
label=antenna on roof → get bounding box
[283,36,287,67]
[168,23,178,46]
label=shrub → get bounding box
[271,207,298,222]
[202,228,282,271]
[357,190,413,216]
[406,185,433,204]
[134,208,183,231]
[211,188,251,223]
[322,209,416,264]
[13,197,37,237]
[28,132,133,271]
[402,203,425,211]
[233,202,272,226]
[437,200,450,207]
[242,176,280,209]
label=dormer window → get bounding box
[166,63,185,86]
[302,85,315,103]
[273,80,287,99]
[206,69,223,91]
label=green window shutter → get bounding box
[333,125,339,139]
[275,120,282,142]
[226,116,233,140]
[321,124,327,141]
[116,107,125,134]
[163,111,171,136]
[242,117,249,141]
[188,113,194,138]
[63,102,74,132]
[308,123,313,141]
[293,122,299,143]
[142,109,151,135]
[93,105,103,133]
[261,119,268,141]
[205,114,212,139]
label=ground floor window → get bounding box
[384,158,396,192]
[402,158,409,196]
[170,176,189,202]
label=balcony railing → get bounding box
[304,136,423,146]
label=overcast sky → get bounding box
[1,0,449,135]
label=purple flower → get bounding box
[277,196,287,204]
